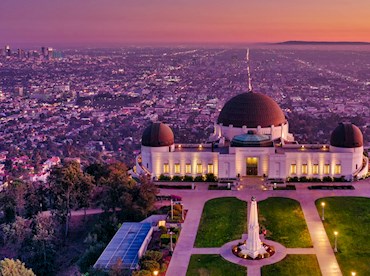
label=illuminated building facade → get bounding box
[136,92,368,181]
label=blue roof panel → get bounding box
[94,222,152,270]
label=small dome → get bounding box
[142,122,174,147]
[217,92,286,128]
[231,131,273,147]
[330,123,363,148]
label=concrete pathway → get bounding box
[299,198,342,276]
[247,266,261,276]
[163,178,370,276]
[191,248,221,254]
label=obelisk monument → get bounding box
[239,196,267,259]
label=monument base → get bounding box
[232,241,275,260]
[239,243,267,259]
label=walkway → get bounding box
[164,179,370,276]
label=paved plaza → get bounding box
[163,178,370,276]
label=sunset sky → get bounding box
[1,0,370,47]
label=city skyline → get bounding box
[1,0,370,47]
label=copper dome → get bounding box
[142,122,174,147]
[330,123,363,148]
[217,92,286,128]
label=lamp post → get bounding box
[169,231,174,253]
[153,270,159,276]
[334,231,338,252]
[321,202,325,221]
[181,203,184,221]
[351,272,356,276]
[170,199,173,220]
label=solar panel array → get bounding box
[94,222,152,270]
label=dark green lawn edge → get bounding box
[194,197,247,247]
[258,197,312,248]
[186,254,246,276]
[261,254,321,276]
[315,197,370,275]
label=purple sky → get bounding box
[1,0,370,47]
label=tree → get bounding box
[78,242,106,273]
[0,180,27,221]
[75,173,94,220]
[23,215,56,276]
[0,258,35,276]
[1,216,31,252]
[132,176,158,218]
[48,160,92,238]
[99,163,134,214]
[24,182,47,218]
[85,163,109,184]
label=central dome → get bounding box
[217,92,286,128]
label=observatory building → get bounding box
[135,90,368,182]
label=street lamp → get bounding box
[334,231,338,252]
[170,199,173,220]
[351,272,356,276]
[181,203,184,221]
[169,231,174,253]
[153,270,159,276]
[321,202,325,221]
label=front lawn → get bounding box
[186,254,246,276]
[261,254,321,276]
[258,197,312,247]
[195,197,247,247]
[315,197,370,275]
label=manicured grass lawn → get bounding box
[315,197,370,275]
[258,197,312,247]
[186,254,246,276]
[261,254,321,276]
[195,197,247,247]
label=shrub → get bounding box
[333,176,347,182]
[160,263,167,272]
[158,174,171,181]
[159,226,167,234]
[194,175,204,182]
[183,175,193,182]
[171,227,180,234]
[0,258,35,276]
[132,270,152,276]
[287,176,299,182]
[205,173,217,182]
[143,250,163,262]
[299,176,308,182]
[171,175,183,182]
[310,177,322,182]
[173,204,182,212]
[160,234,177,244]
[323,176,333,182]
[141,260,160,272]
